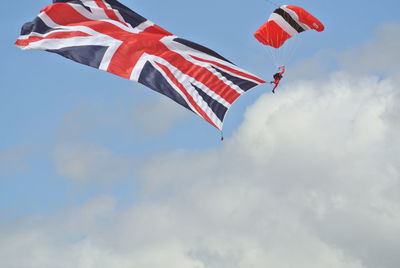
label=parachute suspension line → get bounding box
[263,0,279,8]
[282,31,303,66]
[264,0,281,67]
[278,19,285,66]
[276,12,300,66]
[220,131,224,141]
[274,30,279,67]
[287,35,303,65]
[261,0,284,68]
[262,42,277,68]
[274,18,285,68]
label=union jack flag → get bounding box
[16,0,265,130]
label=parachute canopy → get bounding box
[254,5,324,48]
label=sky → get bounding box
[1,0,400,267]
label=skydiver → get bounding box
[270,65,285,93]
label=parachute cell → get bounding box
[254,5,324,48]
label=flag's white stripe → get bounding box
[281,5,311,31]
[80,0,98,6]
[73,0,128,26]
[131,53,230,108]
[106,4,129,26]
[18,16,122,71]
[190,79,231,108]
[186,54,260,91]
[160,36,246,95]
[40,7,257,91]
[112,9,127,25]
[130,20,154,34]
[133,54,203,119]
[269,13,298,36]
[203,64,245,94]
[73,1,109,20]
[69,4,134,33]
[167,62,232,109]
[132,53,223,129]
[17,28,119,48]
[130,53,148,82]
[20,34,121,73]
[45,4,135,37]
[98,40,122,71]
[152,60,223,128]
[40,6,251,88]
[151,56,224,128]
[160,36,262,85]
[100,0,113,10]
[39,11,107,36]
[38,10,152,71]
[15,30,84,46]
[19,35,118,50]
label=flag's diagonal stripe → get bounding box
[152,55,231,115]
[94,0,120,21]
[50,4,132,35]
[150,47,241,104]
[99,0,127,24]
[69,3,152,34]
[44,3,253,104]
[162,36,265,84]
[155,62,220,129]
[15,31,91,47]
[18,12,123,69]
[191,83,228,123]
[211,66,259,92]
[160,40,246,95]
[189,55,266,84]
[151,55,225,127]
[16,0,265,130]
[16,35,118,51]
[67,19,242,104]
[137,54,199,115]
[132,54,231,109]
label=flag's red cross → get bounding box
[18,1,265,129]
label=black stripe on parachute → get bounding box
[274,8,306,33]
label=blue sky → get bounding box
[1,1,400,267]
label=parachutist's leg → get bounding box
[272,83,278,93]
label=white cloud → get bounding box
[338,22,400,75]
[131,96,189,137]
[291,22,400,80]
[53,143,134,183]
[2,71,398,268]
[0,145,31,177]
[134,71,399,268]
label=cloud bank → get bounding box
[1,23,400,268]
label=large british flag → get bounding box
[16,0,265,130]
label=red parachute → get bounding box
[254,5,324,48]
[254,5,324,68]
